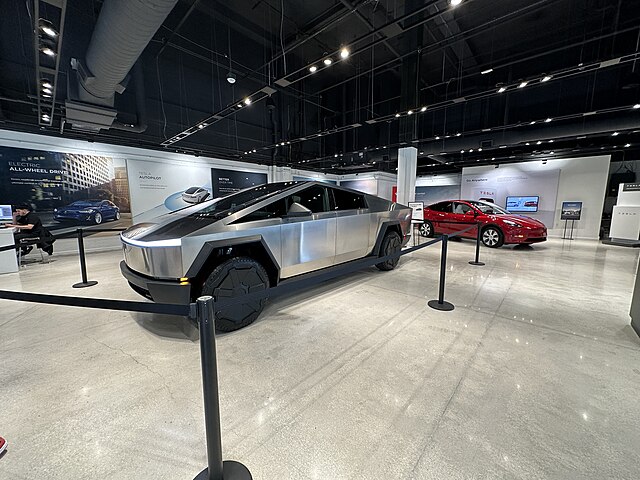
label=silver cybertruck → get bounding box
[120,181,412,331]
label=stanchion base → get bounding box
[72,281,98,288]
[428,300,455,311]
[194,461,253,480]
[468,261,485,266]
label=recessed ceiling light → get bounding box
[461,150,465,153]
[549,139,554,143]
[499,145,507,148]
[340,48,349,59]
[550,151,555,154]
[537,141,542,145]
[450,0,463,6]
[478,148,482,152]
[518,81,528,88]
[625,143,631,147]
[526,142,530,146]
[498,86,507,93]
[41,47,56,57]
[530,121,536,125]
[491,157,496,160]
[309,65,317,73]
[545,117,552,123]
[456,133,461,137]
[42,88,52,94]
[435,136,440,140]
[41,80,52,89]
[481,68,493,75]
[324,58,332,66]
[612,132,619,136]
[407,110,413,115]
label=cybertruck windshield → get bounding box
[194,182,300,217]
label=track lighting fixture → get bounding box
[541,75,552,82]
[39,19,58,38]
[340,48,349,59]
[421,106,427,112]
[309,65,317,73]
[634,104,640,109]
[226,72,236,84]
[244,97,251,105]
[518,81,528,88]
[545,117,552,123]
[40,47,56,57]
[498,86,507,93]
[450,0,462,6]
[324,58,332,66]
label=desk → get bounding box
[0,228,18,274]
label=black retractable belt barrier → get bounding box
[193,296,252,480]
[72,229,98,288]
[428,235,455,311]
[469,222,485,266]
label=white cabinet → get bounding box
[610,206,640,241]
[0,228,18,274]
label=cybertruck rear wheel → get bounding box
[202,257,270,332]
[376,231,402,271]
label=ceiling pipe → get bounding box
[79,0,179,104]
[418,114,640,155]
[66,0,178,132]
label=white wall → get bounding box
[339,171,397,200]
[416,173,461,187]
[462,155,610,239]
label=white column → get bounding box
[267,165,293,183]
[396,146,417,206]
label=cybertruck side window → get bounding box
[233,199,288,223]
[331,188,367,210]
[285,185,330,213]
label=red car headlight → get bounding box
[503,220,522,227]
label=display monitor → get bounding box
[506,196,539,213]
[0,205,13,221]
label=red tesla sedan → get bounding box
[419,200,547,248]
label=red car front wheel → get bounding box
[482,226,504,248]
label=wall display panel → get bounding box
[461,166,559,227]
[211,169,267,197]
[415,185,461,206]
[0,145,131,227]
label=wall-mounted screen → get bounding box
[506,195,539,212]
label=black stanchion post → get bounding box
[469,222,485,266]
[72,228,98,288]
[194,296,252,480]
[428,235,455,311]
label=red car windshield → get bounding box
[468,201,510,215]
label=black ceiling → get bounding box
[1,0,639,175]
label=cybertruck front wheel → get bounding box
[376,231,402,271]
[201,257,270,332]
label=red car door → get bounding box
[449,202,479,238]
[427,201,454,234]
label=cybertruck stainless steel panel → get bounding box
[122,242,183,279]
[280,212,337,278]
[335,209,371,264]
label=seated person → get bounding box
[5,204,54,255]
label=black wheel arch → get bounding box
[186,236,279,298]
[372,221,403,256]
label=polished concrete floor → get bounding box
[0,236,639,479]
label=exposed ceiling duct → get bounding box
[65,0,179,132]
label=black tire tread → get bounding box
[376,231,402,271]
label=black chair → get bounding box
[17,237,49,267]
